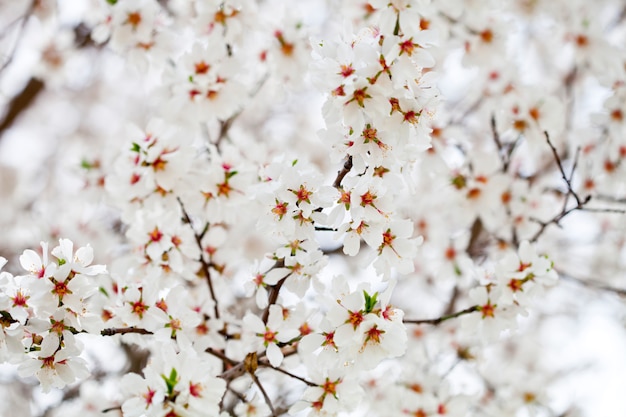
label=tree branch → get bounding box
[404,305,479,325]
[178,197,220,319]
[333,155,353,189]
[100,327,153,336]
[530,132,626,242]
[259,362,318,387]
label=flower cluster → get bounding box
[120,343,226,417]
[2,0,626,416]
[0,240,105,392]
[460,241,558,341]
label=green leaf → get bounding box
[106,0,117,4]
[162,367,179,397]
[291,159,298,166]
[226,170,238,179]
[130,142,141,153]
[363,290,378,314]
[81,159,93,170]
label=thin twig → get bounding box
[207,347,238,366]
[259,363,318,387]
[404,305,479,325]
[0,1,34,74]
[177,197,220,319]
[545,132,580,205]
[529,133,626,242]
[594,194,626,204]
[249,372,276,416]
[252,377,276,417]
[560,272,626,297]
[490,114,510,172]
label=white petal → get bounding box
[266,343,283,367]
[40,334,60,357]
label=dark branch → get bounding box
[530,132,626,242]
[101,327,152,336]
[259,363,318,387]
[178,197,220,319]
[0,78,44,136]
[560,272,626,297]
[404,305,479,325]
[333,155,353,189]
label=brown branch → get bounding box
[250,372,276,417]
[490,114,504,168]
[100,327,153,336]
[259,362,318,387]
[530,133,625,242]
[177,197,220,319]
[0,2,34,74]
[594,194,626,204]
[443,286,460,316]
[560,272,626,297]
[261,260,287,324]
[466,217,487,259]
[206,347,238,366]
[333,155,353,189]
[404,305,479,325]
[0,78,44,136]
[545,134,581,206]
[243,352,276,416]
[262,281,285,322]
[220,361,248,382]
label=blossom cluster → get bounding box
[0,240,105,392]
[1,0,626,416]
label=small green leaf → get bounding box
[58,259,66,266]
[130,142,141,153]
[99,287,109,297]
[106,0,117,4]
[363,290,378,314]
[162,367,179,397]
[291,159,298,166]
[226,170,238,179]
[81,159,93,170]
